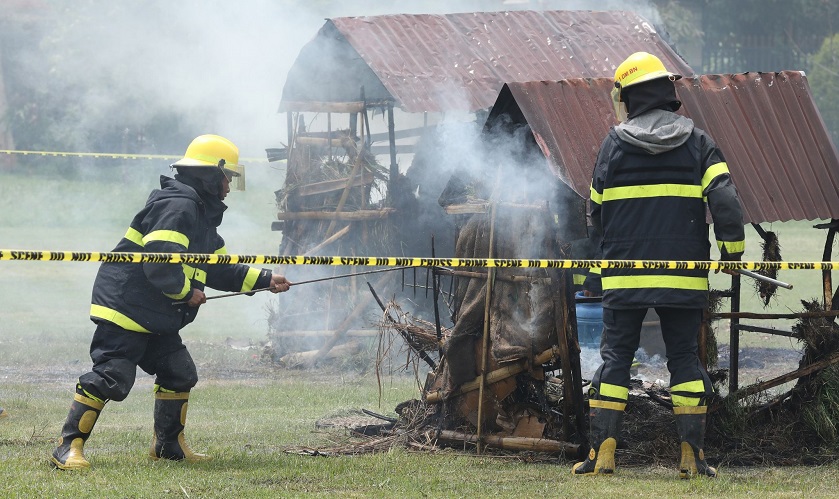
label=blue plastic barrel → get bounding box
[575,291,603,347]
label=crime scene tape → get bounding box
[0,149,269,163]
[0,249,834,271]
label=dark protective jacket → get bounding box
[90,175,271,334]
[590,110,745,309]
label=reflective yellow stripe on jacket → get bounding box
[602,184,703,202]
[602,275,708,292]
[124,226,194,300]
[90,304,150,333]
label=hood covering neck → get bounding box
[173,173,227,226]
[622,76,682,119]
[614,109,695,155]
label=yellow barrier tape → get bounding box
[0,249,833,270]
[0,149,269,163]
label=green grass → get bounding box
[4,165,839,496]
[4,375,839,497]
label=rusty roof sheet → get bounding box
[491,71,839,223]
[281,10,694,113]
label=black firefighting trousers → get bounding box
[77,322,198,402]
[590,307,713,403]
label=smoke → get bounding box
[0,0,667,351]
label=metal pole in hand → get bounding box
[172,266,412,304]
[736,269,793,290]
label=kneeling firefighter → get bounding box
[571,52,744,479]
[50,134,292,470]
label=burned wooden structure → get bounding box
[266,9,695,453]
[267,9,839,459]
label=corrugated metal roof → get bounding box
[492,71,839,223]
[281,10,694,113]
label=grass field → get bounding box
[2,165,839,497]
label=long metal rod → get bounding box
[736,269,792,289]
[172,266,411,304]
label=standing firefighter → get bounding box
[50,134,291,470]
[572,53,745,479]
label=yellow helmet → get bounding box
[611,52,681,122]
[172,134,245,190]
[613,52,681,90]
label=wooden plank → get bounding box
[437,430,579,456]
[425,347,558,404]
[269,329,380,338]
[296,136,347,148]
[297,172,376,197]
[280,101,367,113]
[275,208,394,221]
[444,202,548,215]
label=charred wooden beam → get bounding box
[280,101,389,113]
[296,172,376,197]
[436,268,550,284]
[304,289,378,368]
[425,347,559,404]
[296,136,348,148]
[719,351,839,408]
[269,329,379,338]
[275,209,395,221]
[303,225,351,256]
[443,202,548,215]
[436,430,580,456]
[713,310,839,320]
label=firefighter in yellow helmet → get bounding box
[50,134,291,470]
[572,52,744,479]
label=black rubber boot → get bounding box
[674,408,717,479]
[149,391,210,462]
[50,387,105,470]
[572,400,624,476]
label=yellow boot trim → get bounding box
[678,443,717,479]
[571,437,617,476]
[178,431,212,462]
[594,437,617,474]
[50,437,90,470]
[74,393,105,411]
[153,391,189,400]
[679,441,697,478]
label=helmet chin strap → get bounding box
[217,159,232,182]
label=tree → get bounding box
[809,34,839,144]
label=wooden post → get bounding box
[387,103,397,204]
[729,274,742,392]
[476,202,497,454]
[822,228,836,310]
